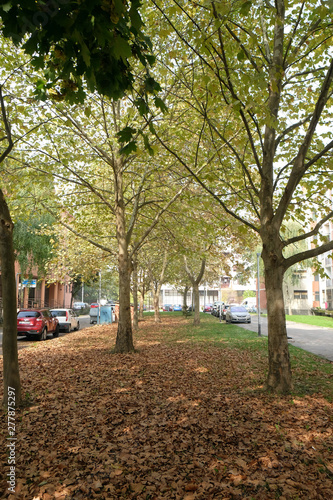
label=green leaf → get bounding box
[134,97,149,116]
[117,126,136,144]
[143,134,154,156]
[154,96,168,113]
[149,122,156,135]
[1,3,12,12]
[144,77,161,94]
[240,1,252,16]
[120,141,137,155]
[237,50,245,61]
[113,37,132,62]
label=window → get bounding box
[314,274,320,281]
[314,292,320,301]
[294,290,308,300]
[293,270,307,279]
[17,311,40,318]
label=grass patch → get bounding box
[150,312,333,400]
[286,314,333,328]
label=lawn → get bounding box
[1,313,332,499]
[286,314,333,328]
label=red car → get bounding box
[17,309,59,341]
[203,304,213,313]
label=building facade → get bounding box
[0,261,73,314]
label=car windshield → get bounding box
[51,310,66,317]
[230,306,247,312]
[17,311,40,318]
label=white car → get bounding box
[50,308,80,332]
[73,301,88,310]
[225,305,251,324]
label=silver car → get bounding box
[50,308,80,332]
[225,305,251,324]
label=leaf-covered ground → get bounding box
[1,316,333,499]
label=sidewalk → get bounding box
[241,315,333,362]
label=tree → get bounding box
[184,256,206,325]
[13,214,56,278]
[15,90,197,352]
[148,0,333,393]
[0,189,21,405]
[0,37,41,405]
[0,0,157,404]
[0,0,157,102]
[147,245,169,323]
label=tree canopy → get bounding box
[0,0,157,102]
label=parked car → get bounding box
[89,303,100,324]
[203,304,213,313]
[221,304,230,319]
[163,304,173,311]
[50,308,80,332]
[212,301,225,316]
[225,305,251,324]
[17,308,59,341]
[105,301,116,310]
[246,305,257,313]
[73,301,88,310]
[221,304,238,319]
[216,303,225,318]
[173,304,182,311]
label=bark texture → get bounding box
[262,241,291,393]
[113,165,134,353]
[184,258,206,326]
[0,189,22,406]
[132,258,138,331]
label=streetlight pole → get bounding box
[98,271,102,304]
[257,252,261,337]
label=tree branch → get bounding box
[274,57,333,225]
[0,86,13,163]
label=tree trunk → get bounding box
[113,166,134,353]
[132,258,138,331]
[0,189,22,406]
[193,283,200,325]
[114,254,134,352]
[153,292,161,323]
[184,257,206,326]
[262,251,292,393]
[138,291,145,320]
[148,249,168,323]
[182,285,189,313]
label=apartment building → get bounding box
[0,261,73,312]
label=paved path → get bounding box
[241,315,333,362]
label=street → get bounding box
[1,314,333,363]
[240,315,333,362]
[0,315,92,356]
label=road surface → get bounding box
[240,314,333,362]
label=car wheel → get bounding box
[53,324,60,338]
[39,328,47,341]
[247,319,251,323]
[76,322,80,331]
